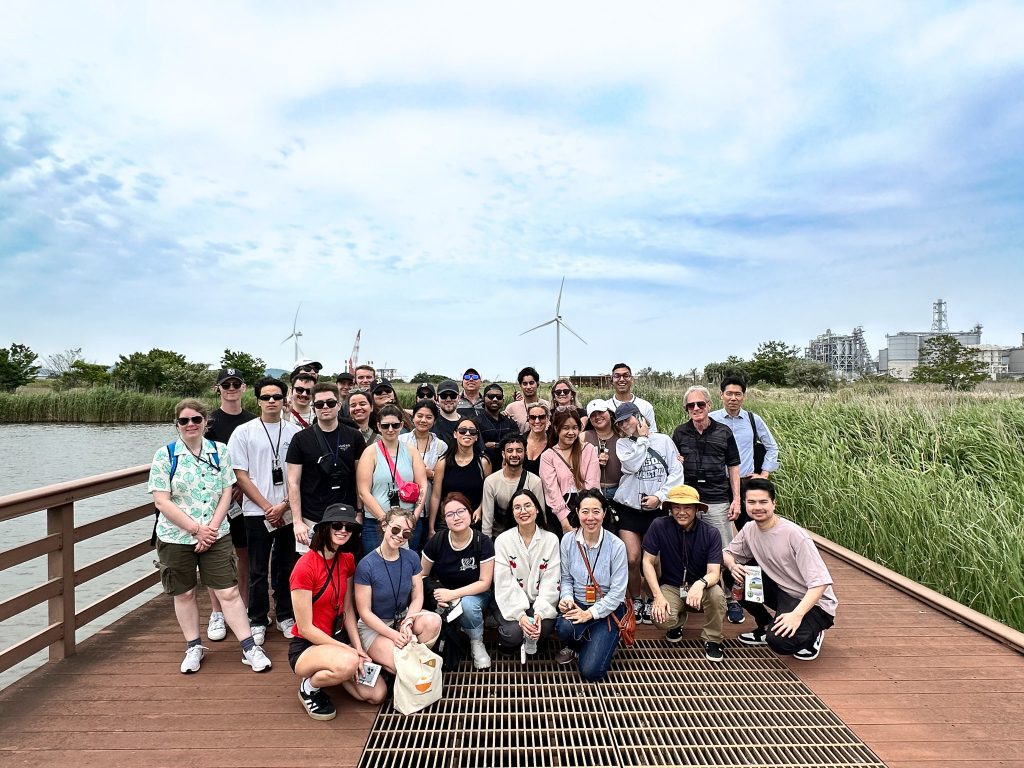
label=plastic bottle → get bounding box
[524,616,538,655]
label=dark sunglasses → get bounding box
[374,389,394,396]
[463,374,481,381]
[220,380,243,390]
[379,422,402,431]
[313,399,339,409]
[176,415,204,426]
[258,394,285,401]
[330,521,357,533]
[416,391,433,398]
[438,393,458,400]
[685,401,708,411]
[387,525,413,540]
[457,427,479,436]
[553,389,571,396]
[293,386,312,395]
[485,393,503,400]
[528,414,548,421]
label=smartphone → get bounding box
[356,662,382,687]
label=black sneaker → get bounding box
[793,631,824,661]
[298,685,337,721]
[737,627,768,646]
[641,598,654,625]
[666,626,683,643]
[726,600,746,624]
[704,641,724,663]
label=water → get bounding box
[0,423,176,690]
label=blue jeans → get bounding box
[556,602,623,682]
[455,592,490,641]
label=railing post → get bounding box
[47,503,76,660]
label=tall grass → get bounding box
[0,388,190,423]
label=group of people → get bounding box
[148,359,837,721]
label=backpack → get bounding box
[150,440,221,545]
[747,413,766,475]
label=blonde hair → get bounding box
[381,507,416,530]
[174,398,208,419]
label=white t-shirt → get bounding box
[228,418,302,517]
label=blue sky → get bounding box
[2,1,1022,381]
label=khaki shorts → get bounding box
[156,535,237,596]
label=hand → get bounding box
[651,596,670,624]
[391,629,411,649]
[729,563,748,584]
[519,615,541,639]
[558,598,578,614]
[472,508,481,524]
[433,588,457,605]
[565,606,593,624]
[771,611,802,638]
[294,520,310,546]
[425,469,434,481]
[265,503,286,526]
[196,523,218,548]
[598,452,608,467]
[514,390,524,402]
[641,495,660,510]
[637,420,650,438]
[727,499,740,522]
[355,649,372,677]
[686,582,705,611]
[231,485,244,505]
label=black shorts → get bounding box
[615,504,667,536]
[288,636,314,672]
[228,514,248,548]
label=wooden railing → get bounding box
[0,465,158,674]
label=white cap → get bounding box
[586,398,613,417]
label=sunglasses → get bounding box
[258,393,285,401]
[416,391,433,398]
[685,401,708,411]
[330,521,357,532]
[313,399,339,409]
[379,422,402,431]
[457,427,479,436]
[220,380,243,390]
[176,415,204,426]
[293,386,312,395]
[388,525,413,540]
[485,393,503,400]
[463,374,481,381]
[374,389,394,396]
[553,389,571,396]
[528,414,548,421]
[438,393,458,400]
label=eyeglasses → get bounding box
[438,393,458,400]
[456,427,479,436]
[313,399,338,409]
[444,507,470,519]
[553,389,571,396]
[176,415,204,426]
[485,393,503,400]
[220,380,243,390]
[258,394,284,401]
[511,501,535,512]
[612,373,632,381]
[528,414,548,421]
[293,386,312,395]
[330,522,357,532]
[685,401,708,411]
[388,526,413,540]
[463,374,480,381]
[379,422,402,431]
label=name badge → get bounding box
[584,584,597,603]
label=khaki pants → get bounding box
[652,583,726,644]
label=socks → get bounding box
[241,636,256,653]
[300,677,319,694]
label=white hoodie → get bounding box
[613,433,685,510]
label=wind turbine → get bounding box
[520,277,587,380]
[281,303,304,361]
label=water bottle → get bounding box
[524,616,538,655]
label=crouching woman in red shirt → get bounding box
[290,503,387,720]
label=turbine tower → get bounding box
[282,303,304,361]
[520,277,587,380]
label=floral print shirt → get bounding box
[148,439,236,545]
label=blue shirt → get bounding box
[559,528,628,619]
[708,408,779,476]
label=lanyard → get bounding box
[675,523,698,586]
[579,536,604,586]
[378,548,405,616]
[260,419,284,468]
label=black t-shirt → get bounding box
[474,411,519,469]
[670,418,740,504]
[422,530,495,590]
[285,423,366,520]
[432,415,461,452]
[205,408,256,444]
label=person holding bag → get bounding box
[539,410,600,534]
[289,504,386,721]
[554,489,630,681]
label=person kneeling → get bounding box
[641,485,727,663]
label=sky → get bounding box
[2,1,1023,382]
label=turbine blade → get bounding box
[281,333,295,344]
[520,318,557,336]
[559,319,588,345]
[292,302,302,333]
[556,276,565,315]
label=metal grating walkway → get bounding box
[358,639,886,768]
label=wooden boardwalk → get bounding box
[1,552,1021,768]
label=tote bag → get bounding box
[392,638,443,714]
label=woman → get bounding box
[357,404,428,552]
[492,489,560,655]
[582,399,623,503]
[613,402,685,624]
[522,402,551,477]
[399,399,447,518]
[354,508,442,674]
[148,399,270,675]
[348,391,377,445]
[421,492,495,669]
[289,504,386,721]
[539,410,601,534]
[429,417,492,536]
[550,378,587,428]
[555,489,628,682]
[372,380,412,431]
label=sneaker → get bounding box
[666,626,683,643]
[250,625,266,647]
[470,639,492,670]
[180,644,207,674]
[641,598,653,625]
[242,645,273,672]
[206,612,226,642]
[276,617,296,638]
[738,627,768,646]
[555,647,577,665]
[793,631,825,661]
[298,685,337,721]
[632,597,644,622]
[726,601,746,624]
[704,641,724,663]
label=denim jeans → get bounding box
[455,592,490,641]
[556,602,624,681]
[243,518,295,627]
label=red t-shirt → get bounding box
[289,550,355,639]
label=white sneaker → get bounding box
[180,645,207,674]
[250,625,266,647]
[276,617,296,638]
[242,645,273,672]
[207,612,226,642]
[470,639,491,670]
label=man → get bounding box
[433,378,462,449]
[504,366,549,432]
[228,376,302,644]
[202,368,256,642]
[642,485,727,662]
[671,385,744,624]
[286,372,317,427]
[723,478,837,661]
[290,358,322,383]
[286,382,367,556]
[353,364,376,392]
[335,371,354,409]
[475,384,519,469]
[456,368,485,416]
[608,363,657,432]
[480,435,547,537]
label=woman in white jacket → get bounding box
[612,402,684,624]
[492,489,561,655]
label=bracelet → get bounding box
[699,577,709,588]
